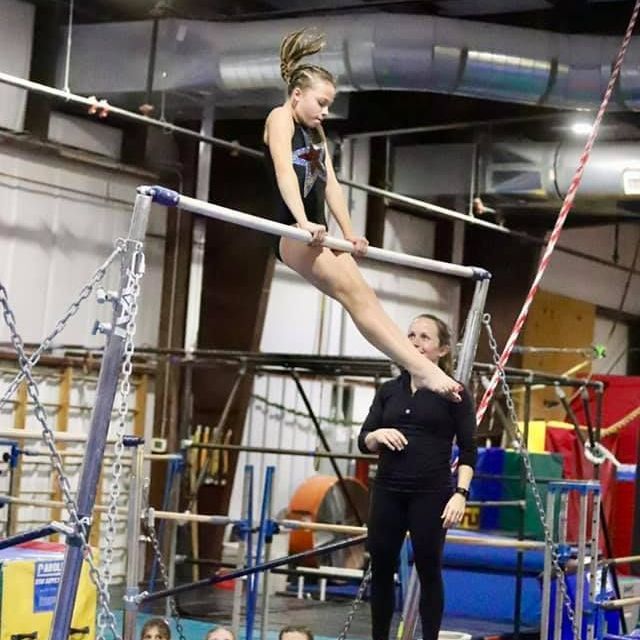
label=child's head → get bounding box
[279,625,314,640]
[141,618,171,640]
[280,28,336,129]
[205,627,235,640]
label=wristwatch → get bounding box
[454,487,470,499]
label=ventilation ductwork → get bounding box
[393,140,640,214]
[483,141,640,204]
[58,13,640,111]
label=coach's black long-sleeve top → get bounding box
[357,370,477,491]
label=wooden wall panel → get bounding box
[520,289,596,422]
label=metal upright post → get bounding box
[245,466,255,638]
[553,490,568,640]
[587,487,601,640]
[50,192,151,640]
[513,380,531,639]
[456,278,490,383]
[165,459,183,619]
[575,489,589,634]
[184,102,214,353]
[6,443,19,535]
[260,467,276,640]
[247,466,274,640]
[123,443,146,640]
[232,465,253,639]
[541,487,556,640]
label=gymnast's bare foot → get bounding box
[411,365,462,402]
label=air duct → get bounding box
[58,13,640,111]
[392,140,640,213]
[483,141,640,202]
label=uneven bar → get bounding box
[140,186,490,281]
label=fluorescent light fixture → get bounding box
[571,121,593,136]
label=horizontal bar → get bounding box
[450,533,545,549]
[0,397,136,414]
[140,186,489,280]
[281,519,545,548]
[0,495,128,516]
[280,519,364,536]
[150,509,233,526]
[474,363,605,389]
[599,595,640,609]
[271,566,364,580]
[139,533,369,602]
[0,72,261,160]
[1,493,537,542]
[548,480,601,494]
[9,343,602,388]
[0,522,72,550]
[467,500,526,508]
[344,112,568,140]
[1,496,234,527]
[601,554,640,566]
[340,177,510,234]
[0,428,124,444]
[8,448,174,463]
[185,442,377,462]
[511,345,600,357]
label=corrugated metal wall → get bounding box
[0,0,34,131]
[0,145,166,347]
[0,142,166,581]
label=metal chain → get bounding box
[336,563,372,640]
[0,282,122,640]
[145,514,188,640]
[98,246,145,640]
[0,243,125,410]
[482,313,581,640]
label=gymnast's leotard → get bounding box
[264,120,328,260]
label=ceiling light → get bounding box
[571,122,593,136]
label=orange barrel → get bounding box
[287,475,368,568]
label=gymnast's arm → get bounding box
[265,107,311,226]
[323,147,356,239]
[324,150,369,256]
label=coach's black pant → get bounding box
[366,485,450,640]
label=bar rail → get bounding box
[140,186,490,281]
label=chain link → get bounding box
[145,514,188,640]
[336,563,372,640]
[0,243,124,411]
[0,281,122,640]
[98,245,145,640]
[482,314,581,640]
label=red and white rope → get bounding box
[476,0,640,425]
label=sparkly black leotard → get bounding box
[264,120,328,260]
